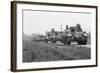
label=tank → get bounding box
[70,24,88,45]
[34,24,88,45]
[44,27,72,45]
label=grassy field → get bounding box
[23,39,91,62]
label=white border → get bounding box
[17,3,96,69]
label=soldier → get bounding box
[65,25,70,32]
[75,24,82,32]
[70,26,75,32]
[66,25,69,29]
[51,28,55,33]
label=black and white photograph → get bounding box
[23,10,91,62]
[11,1,97,71]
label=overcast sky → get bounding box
[23,10,91,35]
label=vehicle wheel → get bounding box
[62,36,72,45]
[78,41,87,45]
[51,40,56,43]
[44,40,48,43]
[62,39,71,45]
[78,41,82,45]
[64,41,71,45]
[82,41,87,45]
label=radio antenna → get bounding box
[61,24,62,32]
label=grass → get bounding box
[23,39,91,62]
